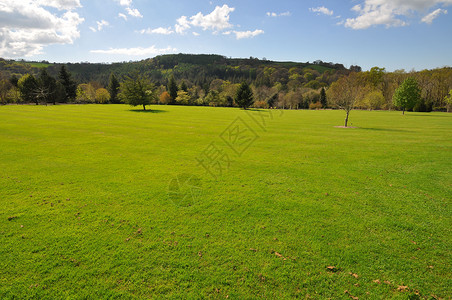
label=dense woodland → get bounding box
[1,54,451,112]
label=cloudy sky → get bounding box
[1,0,451,71]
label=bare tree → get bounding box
[327,73,368,127]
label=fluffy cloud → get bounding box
[175,16,191,34]
[0,0,84,57]
[90,20,109,32]
[223,29,264,40]
[345,0,452,29]
[36,0,81,10]
[309,6,334,16]
[90,45,177,56]
[126,7,142,18]
[266,11,291,17]
[140,27,174,35]
[191,4,234,31]
[116,0,142,18]
[118,0,132,6]
[172,5,263,39]
[421,8,448,23]
[176,5,235,33]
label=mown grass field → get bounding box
[0,105,450,299]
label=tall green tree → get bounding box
[320,87,327,108]
[180,81,188,92]
[167,75,178,103]
[108,73,120,103]
[392,77,421,114]
[37,68,57,105]
[235,81,254,109]
[119,74,155,111]
[9,75,19,88]
[18,74,38,104]
[58,65,76,102]
[445,89,452,113]
[0,79,12,105]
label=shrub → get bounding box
[159,91,171,105]
[254,100,268,109]
[309,101,322,110]
[413,98,432,112]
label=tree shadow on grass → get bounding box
[243,108,266,112]
[358,127,410,132]
[405,113,450,117]
[129,109,168,113]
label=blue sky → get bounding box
[1,0,452,71]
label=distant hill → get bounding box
[1,54,358,87]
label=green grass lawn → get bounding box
[0,105,450,299]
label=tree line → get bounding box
[1,56,451,115]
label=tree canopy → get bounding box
[392,77,421,114]
[327,73,368,127]
[58,65,76,102]
[18,74,38,104]
[108,73,120,104]
[235,82,254,109]
[120,74,156,110]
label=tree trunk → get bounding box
[344,110,350,127]
[143,104,146,111]
[402,108,405,115]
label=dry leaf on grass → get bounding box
[344,290,359,299]
[397,285,409,292]
[326,266,339,272]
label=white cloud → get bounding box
[90,45,177,56]
[175,16,191,34]
[115,0,142,19]
[126,7,142,18]
[118,0,132,6]
[224,29,264,40]
[140,27,174,35]
[266,11,291,17]
[172,4,261,38]
[190,4,235,31]
[310,6,334,16]
[0,0,84,57]
[36,0,81,10]
[175,5,235,34]
[95,20,109,31]
[421,8,448,23]
[345,0,452,29]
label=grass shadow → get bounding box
[359,127,409,132]
[405,113,450,117]
[243,108,266,112]
[129,109,168,113]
